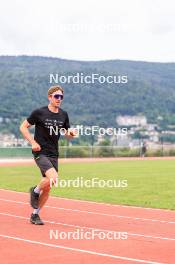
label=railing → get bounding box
[0,145,175,158]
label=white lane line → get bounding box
[0,198,175,225]
[0,234,165,264]
[0,188,173,212]
[1,212,175,242]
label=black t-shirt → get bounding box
[27,106,70,157]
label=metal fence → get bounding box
[0,145,175,158]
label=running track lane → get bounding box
[0,189,175,264]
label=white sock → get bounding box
[34,186,40,194]
[33,208,40,215]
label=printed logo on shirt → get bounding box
[44,119,64,136]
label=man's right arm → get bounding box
[20,120,41,152]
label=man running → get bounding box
[20,85,74,225]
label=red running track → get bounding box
[0,189,175,264]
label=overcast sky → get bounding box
[0,0,175,62]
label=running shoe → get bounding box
[30,186,39,209]
[30,213,44,225]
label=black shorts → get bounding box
[34,155,58,177]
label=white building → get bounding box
[117,115,147,127]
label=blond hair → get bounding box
[48,85,64,96]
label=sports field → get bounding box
[0,159,174,210]
[1,158,175,263]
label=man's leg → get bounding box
[38,185,50,209]
[30,168,58,225]
[38,167,58,207]
[40,168,57,208]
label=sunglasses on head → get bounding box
[52,94,64,100]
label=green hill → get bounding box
[0,55,175,135]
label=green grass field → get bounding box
[0,160,175,210]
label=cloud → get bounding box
[0,0,175,62]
